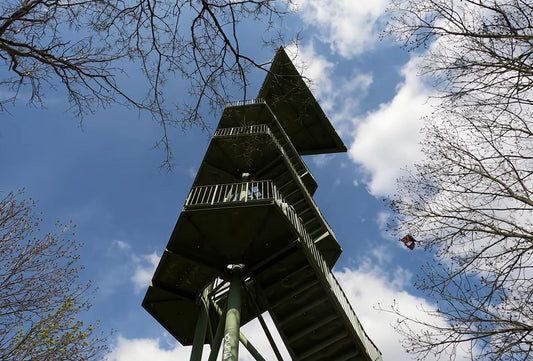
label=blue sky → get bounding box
[0,1,461,360]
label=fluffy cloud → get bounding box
[289,2,434,197]
[293,0,389,57]
[105,336,192,361]
[335,264,426,361]
[100,241,160,295]
[335,261,473,361]
[131,251,160,293]
[106,259,465,361]
[349,55,435,197]
[106,314,290,361]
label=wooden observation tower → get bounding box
[142,48,383,361]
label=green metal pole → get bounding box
[190,303,208,361]
[208,294,268,361]
[222,265,243,361]
[208,309,226,361]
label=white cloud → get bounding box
[186,166,197,179]
[107,260,467,361]
[106,313,290,361]
[293,0,389,57]
[370,245,393,265]
[113,240,131,251]
[100,241,161,295]
[375,211,397,241]
[376,211,390,232]
[106,336,193,361]
[131,251,160,293]
[288,2,434,198]
[349,55,435,197]
[311,153,334,168]
[334,262,471,361]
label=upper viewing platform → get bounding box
[226,48,347,156]
[259,48,346,155]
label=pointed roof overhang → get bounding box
[258,47,347,155]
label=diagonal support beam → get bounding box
[249,282,285,361]
[190,301,209,361]
[239,332,267,361]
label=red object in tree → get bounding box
[401,234,416,250]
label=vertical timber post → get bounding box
[222,265,243,361]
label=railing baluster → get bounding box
[186,181,281,207]
[211,185,218,205]
[192,188,199,205]
[200,186,207,204]
[225,98,265,108]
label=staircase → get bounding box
[249,200,382,361]
[213,118,341,267]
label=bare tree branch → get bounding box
[387,1,533,360]
[0,0,296,168]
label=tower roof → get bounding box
[258,48,347,155]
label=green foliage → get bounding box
[0,190,107,361]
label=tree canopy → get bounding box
[0,190,107,361]
[0,0,295,167]
[387,1,533,360]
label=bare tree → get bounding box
[385,1,533,360]
[0,0,295,167]
[0,190,107,361]
[386,0,533,109]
